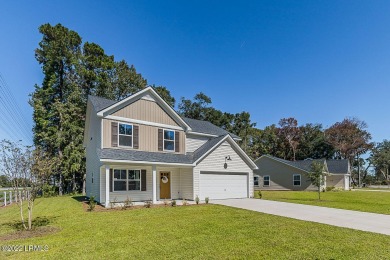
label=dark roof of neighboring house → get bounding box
[89,95,116,112]
[326,159,349,174]
[259,155,349,174]
[88,95,240,139]
[182,117,240,139]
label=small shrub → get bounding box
[255,190,262,199]
[195,195,200,205]
[88,196,96,212]
[326,186,335,192]
[122,196,133,210]
[332,187,343,192]
[110,197,117,209]
[163,199,170,206]
[171,200,177,207]
[182,199,188,206]
[42,184,58,197]
[144,200,152,208]
[205,197,209,204]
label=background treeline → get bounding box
[23,23,390,194]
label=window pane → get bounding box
[294,175,301,181]
[125,124,132,135]
[164,130,174,140]
[128,170,135,180]
[164,140,174,151]
[114,181,126,191]
[119,124,126,135]
[114,169,120,179]
[294,181,300,186]
[134,170,140,179]
[119,135,132,147]
[128,180,140,190]
[120,170,127,180]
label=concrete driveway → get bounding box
[213,199,390,236]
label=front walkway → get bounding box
[214,199,390,236]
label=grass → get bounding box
[261,190,390,214]
[0,196,390,259]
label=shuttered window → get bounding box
[163,129,175,151]
[118,123,133,147]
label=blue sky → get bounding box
[0,1,389,145]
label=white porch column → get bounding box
[3,192,7,206]
[105,165,110,208]
[152,165,157,204]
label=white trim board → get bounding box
[105,115,184,131]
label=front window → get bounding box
[113,169,141,192]
[119,123,133,147]
[128,170,141,190]
[293,174,301,186]
[113,169,127,191]
[263,176,270,186]
[254,175,259,186]
[164,130,175,151]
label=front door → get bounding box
[160,172,171,199]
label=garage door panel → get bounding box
[199,172,248,200]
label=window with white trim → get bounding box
[254,175,259,186]
[263,176,270,186]
[128,170,141,190]
[113,169,127,191]
[163,129,175,151]
[119,123,133,147]
[293,174,301,186]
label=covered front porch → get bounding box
[100,164,194,208]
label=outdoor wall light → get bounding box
[224,156,232,169]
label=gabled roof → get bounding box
[95,87,191,131]
[99,134,257,169]
[182,117,240,140]
[326,159,350,174]
[256,155,327,173]
[89,95,116,112]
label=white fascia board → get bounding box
[96,87,192,131]
[105,115,184,131]
[100,158,194,167]
[187,131,218,138]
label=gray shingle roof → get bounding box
[263,155,349,174]
[192,135,227,162]
[326,159,349,174]
[182,117,240,139]
[99,148,194,164]
[89,95,116,112]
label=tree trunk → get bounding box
[58,173,63,196]
[19,196,27,230]
[82,173,86,196]
[72,173,76,193]
[28,199,33,230]
[318,186,321,200]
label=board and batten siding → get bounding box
[100,166,153,203]
[102,119,185,154]
[186,134,210,153]
[85,104,103,202]
[254,157,317,191]
[193,141,253,199]
[112,99,179,127]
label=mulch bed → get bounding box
[0,226,60,241]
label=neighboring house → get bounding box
[253,155,350,191]
[84,87,257,207]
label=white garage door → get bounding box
[199,172,248,200]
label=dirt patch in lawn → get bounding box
[0,226,60,241]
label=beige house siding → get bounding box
[326,174,345,188]
[193,141,253,199]
[186,134,210,153]
[254,156,317,191]
[112,99,179,127]
[102,118,185,154]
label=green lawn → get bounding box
[1,197,390,259]
[260,190,390,214]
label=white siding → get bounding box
[180,168,193,200]
[186,134,210,152]
[86,102,103,202]
[194,141,253,199]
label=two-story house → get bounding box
[84,87,257,207]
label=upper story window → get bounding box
[293,174,301,186]
[254,175,259,186]
[263,176,270,186]
[164,130,175,151]
[119,123,133,147]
